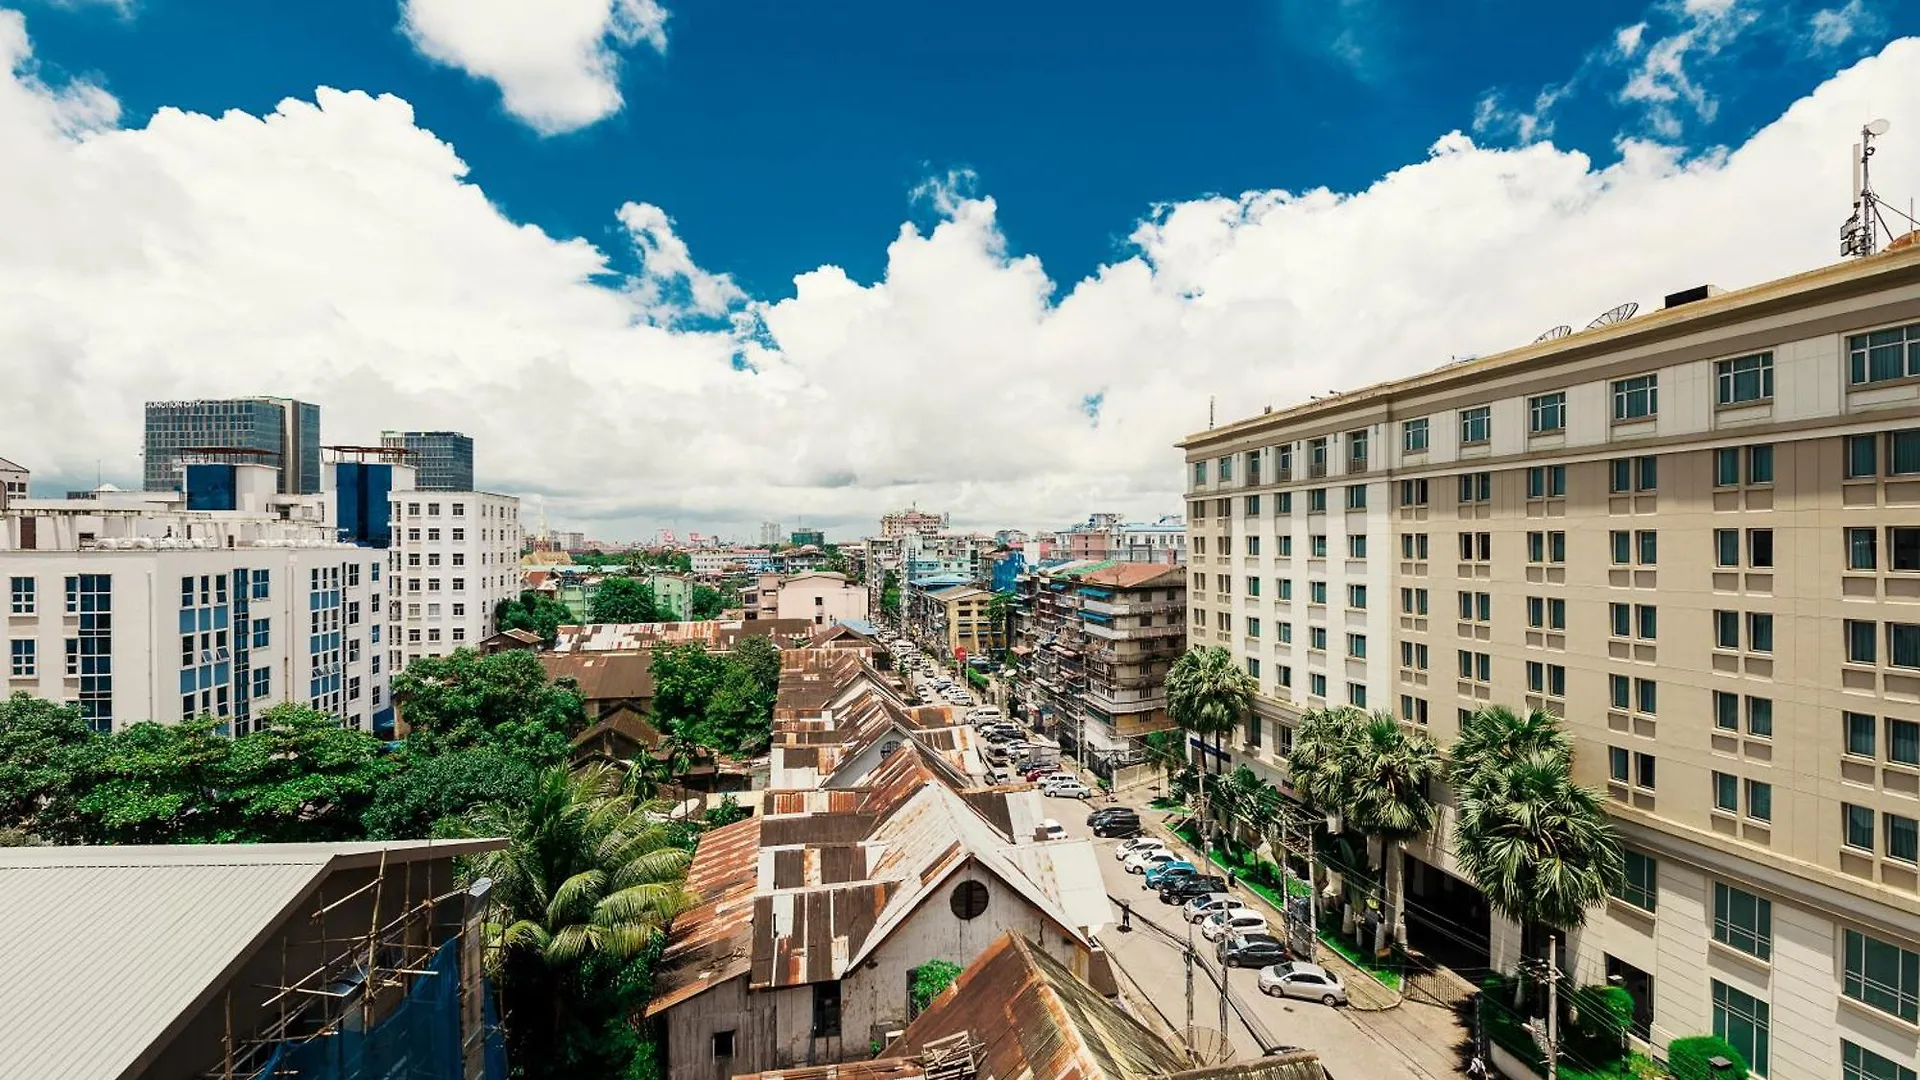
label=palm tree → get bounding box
[1342,711,1441,954]
[1448,705,1570,799]
[1452,747,1625,1003]
[1166,647,1256,843]
[1284,707,1362,824]
[1221,764,1265,844]
[472,764,694,1072]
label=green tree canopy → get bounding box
[362,745,542,839]
[689,584,726,619]
[0,693,93,834]
[1166,646,1254,772]
[1453,746,1624,942]
[588,576,661,624]
[495,590,576,644]
[392,648,585,766]
[649,638,781,755]
[881,569,902,617]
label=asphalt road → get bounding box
[1043,794,1439,1079]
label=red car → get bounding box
[1022,765,1057,781]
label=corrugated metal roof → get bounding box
[552,619,817,653]
[0,840,499,1080]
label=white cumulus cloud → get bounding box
[1811,0,1887,50]
[2,8,1919,539]
[399,0,667,135]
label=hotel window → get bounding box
[1890,526,1920,571]
[1246,576,1261,597]
[1458,472,1491,503]
[1460,532,1491,562]
[1278,578,1292,600]
[1893,623,1920,669]
[1247,449,1262,484]
[1399,478,1429,507]
[1400,641,1429,670]
[8,576,34,614]
[1891,718,1919,765]
[1849,527,1879,570]
[1524,465,1562,498]
[1246,535,1261,556]
[1400,587,1428,615]
[1748,528,1773,568]
[1309,625,1328,650]
[1888,812,1918,864]
[1193,536,1207,557]
[1459,406,1491,445]
[1458,650,1491,683]
[1276,492,1293,516]
[1348,535,1367,559]
[1847,434,1879,479]
[1347,584,1367,609]
[1194,461,1207,486]
[1276,443,1293,480]
[1246,617,1261,637]
[1712,882,1771,960]
[1847,619,1879,664]
[1215,497,1231,517]
[1458,591,1491,623]
[1278,622,1292,643]
[1401,533,1429,559]
[1400,695,1429,725]
[1713,691,1743,732]
[1847,321,1920,385]
[1526,596,1566,630]
[1716,352,1774,405]
[1347,633,1366,659]
[1308,437,1327,478]
[1710,981,1769,1078]
[1191,501,1207,521]
[9,640,34,678]
[1310,535,1327,558]
[1346,484,1367,510]
[1526,530,1566,564]
[1217,611,1231,631]
[1279,665,1293,689]
[1246,656,1261,681]
[1844,712,1877,757]
[1614,850,1657,912]
[1276,536,1291,557]
[1525,662,1565,696]
[1714,773,1740,814]
[1611,529,1655,565]
[1747,613,1773,652]
[1348,429,1369,471]
[1244,495,1261,516]
[1612,374,1658,420]
[1843,1041,1917,1080]
[1402,418,1429,453]
[1608,746,1629,783]
[1309,581,1327,605]
[1634,752,1656,790]
[1892,430,1920,475]
[1842,929,1919,1023]
[1217,456,1233,482]
[1308,488,1327,513]
[1310,673,1327,698]
[1746,779,1772,822]
[1528,392,1566,434]
[1610,455,1658,493]
[1846,803,1877,850]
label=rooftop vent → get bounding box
[1663,285,1722,310]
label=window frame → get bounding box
[1715,352,1774,406]
[1611,374,1659,421]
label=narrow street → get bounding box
[1041,793,1469,1080]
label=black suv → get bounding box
[1088,810,1142,838]
[1159,874,1227,905]
[1218,932,1289,968]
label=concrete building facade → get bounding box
[1181,249,1920,1077]
[747,571,869,626]
[386,490,521,668]
[144,397,321,495]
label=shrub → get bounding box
[1666,1036,1747,1080]
[1561,984,1634,1070]
[910,960,963,1015]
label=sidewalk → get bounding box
[1137,806,1402,1012]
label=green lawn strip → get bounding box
[1315,928,1403,990]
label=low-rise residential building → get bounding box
[550,618,818,654]
[1013,561,1187,778]
[2,461,391,733]
[0,455,26,507]
[1058,513,1188,565]
[386,490,521,667]
[746,570,870,626]
[905,579,999,662]
[646,572,696,620]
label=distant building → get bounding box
[144,397,321,495]
[378,430,474,492]
[879,506,947,539]
[746,570,869,625]
[789,526,824,547]
[386,491,522,665]
[0,455,26,507]
[905,578,999,661]
[645,572,695,620]
[1057,512,1185,565]
[757,521,784,546]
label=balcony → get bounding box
[1081,621,1187,641]
[1079,597,1183,617]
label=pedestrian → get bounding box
[1467,1053,1486,1079]
[1227,867,1238,890]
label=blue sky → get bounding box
[3,0,1917,539]
[21,0,1910,298]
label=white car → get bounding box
[1125,849,1180,874]
[1183,893,1249,923]
[1038,818,1067,841]
[1257,962,1348,1006]
[1041,779,1091,799]
[1201,910,1269,942]
[1116,837,1169,861]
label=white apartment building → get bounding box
[1183,249,1920,1080]
[2,464,389,733]
[386,491,521,668]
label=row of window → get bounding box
[399,501,469,517]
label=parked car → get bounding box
[1124,849,1178,874]
[1091,814,1141,839]
[1041,778,1091,799]
[1201,910,1270,942]
[1038,818,1068,841]
[1144,861,1198,890]
[1218,933,1289,969]
[1159,874,1227,905]
[1115,836,1166,858]
[1257,962,1348,1006]
[1183,893,1249,923]
[1024,765,1060,781]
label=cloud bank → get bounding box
[2,9,1917,539]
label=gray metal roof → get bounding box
[0,840,500,1080]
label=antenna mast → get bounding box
[1843,119,1918,258]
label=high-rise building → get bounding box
[879,506,947,539]
[2,462,388,734]
[144,398,321,495]
[386,491,522,667]
[379,431,474,492]
[790,527,825,548]
[1180,247,1920,1077]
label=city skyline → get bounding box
[2,3,1918,540]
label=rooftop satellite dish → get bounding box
[1534,325,1573,343]
[1867,118,1892,136]
[1586,302,1639,329]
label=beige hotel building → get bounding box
[1181,246,1920,1079]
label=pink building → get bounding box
[747,571,871,626]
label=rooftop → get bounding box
[551,618,818,653]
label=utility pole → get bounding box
[1184,916,1196,1052]
[1545,935,1560,1080]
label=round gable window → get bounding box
[950,880,989,920]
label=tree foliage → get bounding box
[495,590,576,644]
[362,746,542,839]
[392,648,586,765]
[649,638,781,755]
[589,576,661,624]
[0,693,93,833]
[475,765,693,1080]
[1452,744,1624,939]
[911,960,964,1014]
[881,569,902,617]
[690,584,726,619]
[1165,646,1253,771]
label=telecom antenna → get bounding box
[1842,119,1918,257]
[1585,302,1639,330]
[1534,325,1573,343]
